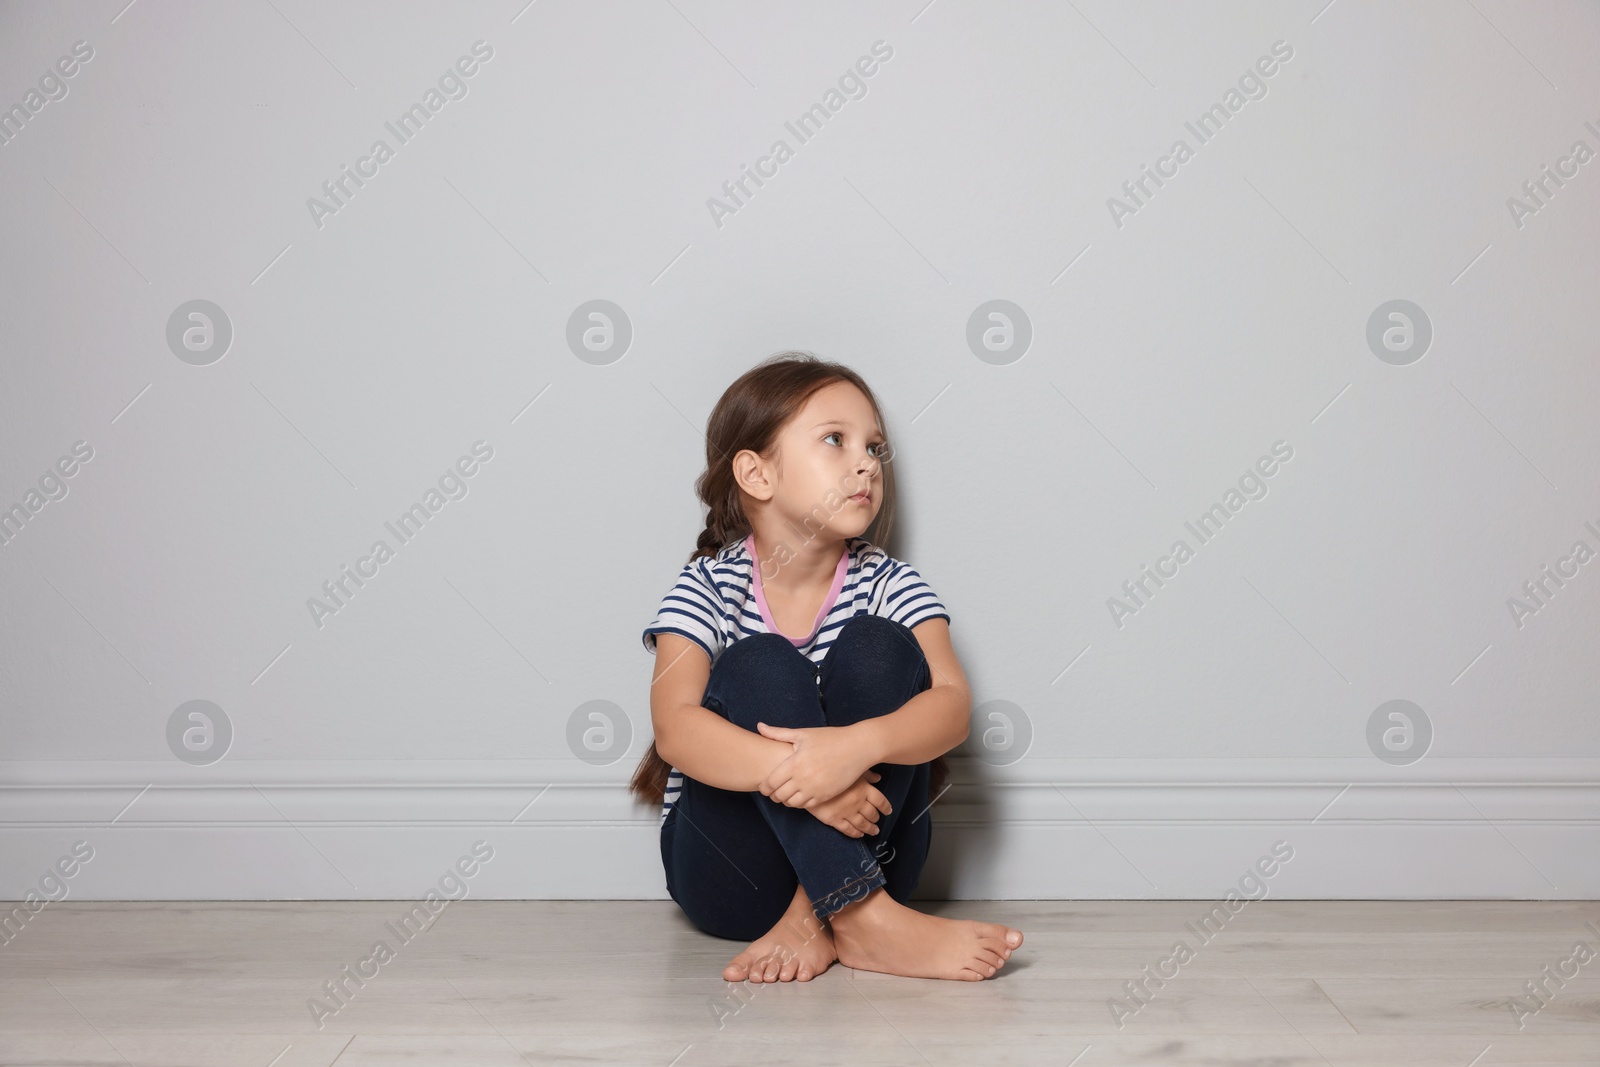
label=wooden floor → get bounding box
[0,899,1596,1065]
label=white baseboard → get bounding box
[3,759,1596,899]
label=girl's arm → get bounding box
[850,617,972,766]
[648,632,793,791]
[757,619,972,808]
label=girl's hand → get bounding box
[809,770,892,838]
[755,722,871,808]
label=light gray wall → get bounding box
[1,0,1596,901]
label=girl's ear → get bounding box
[732,448,774,501]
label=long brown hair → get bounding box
[629,351,949,810]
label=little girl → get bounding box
[630,351,1024,983]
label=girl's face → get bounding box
[764,380,886,538]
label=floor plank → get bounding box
[0,900,1594,1066]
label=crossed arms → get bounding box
[648,619,971,831]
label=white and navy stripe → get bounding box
[643,534,949,822]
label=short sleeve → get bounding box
[642,559,725,663]
[879,558,951,631]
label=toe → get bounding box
[1005,928,1024,948]
[779,955,799,982]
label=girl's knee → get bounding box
[839,613,913,640]
[825,615,930,689]
[712,632,813,686]
[704,634,822,731]
[835,614,922,660]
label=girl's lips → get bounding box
[850,493,870,503]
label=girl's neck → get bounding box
[748,526,848,592]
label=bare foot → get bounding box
[828,886,1023,981]
[723,884,838,983]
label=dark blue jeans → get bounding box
[660,614,935,942]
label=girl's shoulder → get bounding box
[673,536,757,592]
[847,536,895,570]
[708,536,756,576]
[851,540,942,595]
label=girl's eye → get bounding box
[823,432,888,458]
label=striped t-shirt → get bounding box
[642,532,950,822]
